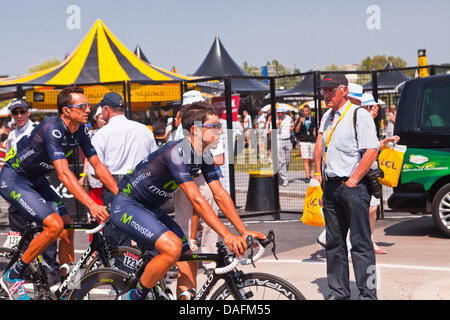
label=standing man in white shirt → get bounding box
[256,109,267,157]
[243,110,253,150]
[277,110,294,186]
[173,90,225,275]
[90,92,157,248]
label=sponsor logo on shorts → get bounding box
[120,213,154,240]
[10,190,37,217]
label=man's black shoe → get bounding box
[325,294,350,300]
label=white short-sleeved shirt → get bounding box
[6,119,35,155]
[322,101,379,178]
[89,115,158,175]
[278,115,293,140]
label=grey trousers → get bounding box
[277,139,292,183]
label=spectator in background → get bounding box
[277,109,294,186]
[80,105,108,206]
[295,105,316,183]
[243,110,252,149]
[265,114,272,162]
[90,92,158,249]
[173,90,225,276]
[386,104,396,137]
[162,117,174,143]
[256,109,267,157]
[0,121,11,169]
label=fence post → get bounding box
[371,71,384,220]
[126,81,132,119]
[269,77,281,220]
[16,84,23,99]
[224,75,236,206]
[122,81,127,117]
[313,71,321,128]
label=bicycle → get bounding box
[0,221,141,300]
[68,230,306,300]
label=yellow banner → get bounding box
[25,84,125,110]
[129,83,181,102]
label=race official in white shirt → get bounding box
[90,92,157,248]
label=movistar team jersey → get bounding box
[5,116,97,178]
[117,138,220,208]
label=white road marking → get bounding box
[258,259,450,272]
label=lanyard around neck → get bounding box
[323,102,352,164]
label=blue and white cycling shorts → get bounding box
[0,166,69,223]
[110,192,190,254]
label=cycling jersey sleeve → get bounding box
[76,125,97,159]
[42,125,68,161]
[167,144,194,185]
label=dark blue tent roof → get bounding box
[363,62,411,92]
[193,37,269,93]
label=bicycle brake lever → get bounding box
[246,235,256,268]
[267,230,278,260]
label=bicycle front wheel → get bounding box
[209,272,306,300]
[68,268,129,300]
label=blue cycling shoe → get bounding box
[0,270,31,300]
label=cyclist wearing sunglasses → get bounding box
[110,102,265,300]
[0,86,118,300]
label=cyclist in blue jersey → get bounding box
[112,102,265,300]
[0,86,118,300]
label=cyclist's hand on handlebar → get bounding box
[89,203,110,222]
[223,234,247,258]
[243,230,266,243]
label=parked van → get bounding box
[388,74,450,237]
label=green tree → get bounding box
[28,57,61,73]
[242,61,262,76]
[359,55,407,71]
[324,63,341,71]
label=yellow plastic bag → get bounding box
[301,179,325,227]
[378,144,407,187]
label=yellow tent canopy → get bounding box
[0,19,195,110]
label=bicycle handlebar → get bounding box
[214,235,269,275]
[85,222,106,234]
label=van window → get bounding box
[420,81,450,129]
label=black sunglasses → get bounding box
[11,109,28,116]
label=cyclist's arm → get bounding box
[88,155,119,195]
[53,158,109,221]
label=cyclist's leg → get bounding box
[0,170,65,270]
[110,194,187,299]
[36,177,74,269]
[157,210,197,298]
[22,213,63,264]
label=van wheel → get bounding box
[432,183,450,237]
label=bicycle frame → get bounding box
[128,242,248,300]
[3,223,114,300]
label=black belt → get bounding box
[326,176,349,184]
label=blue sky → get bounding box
[1,0,449,77]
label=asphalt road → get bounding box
[0,210,449,300]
